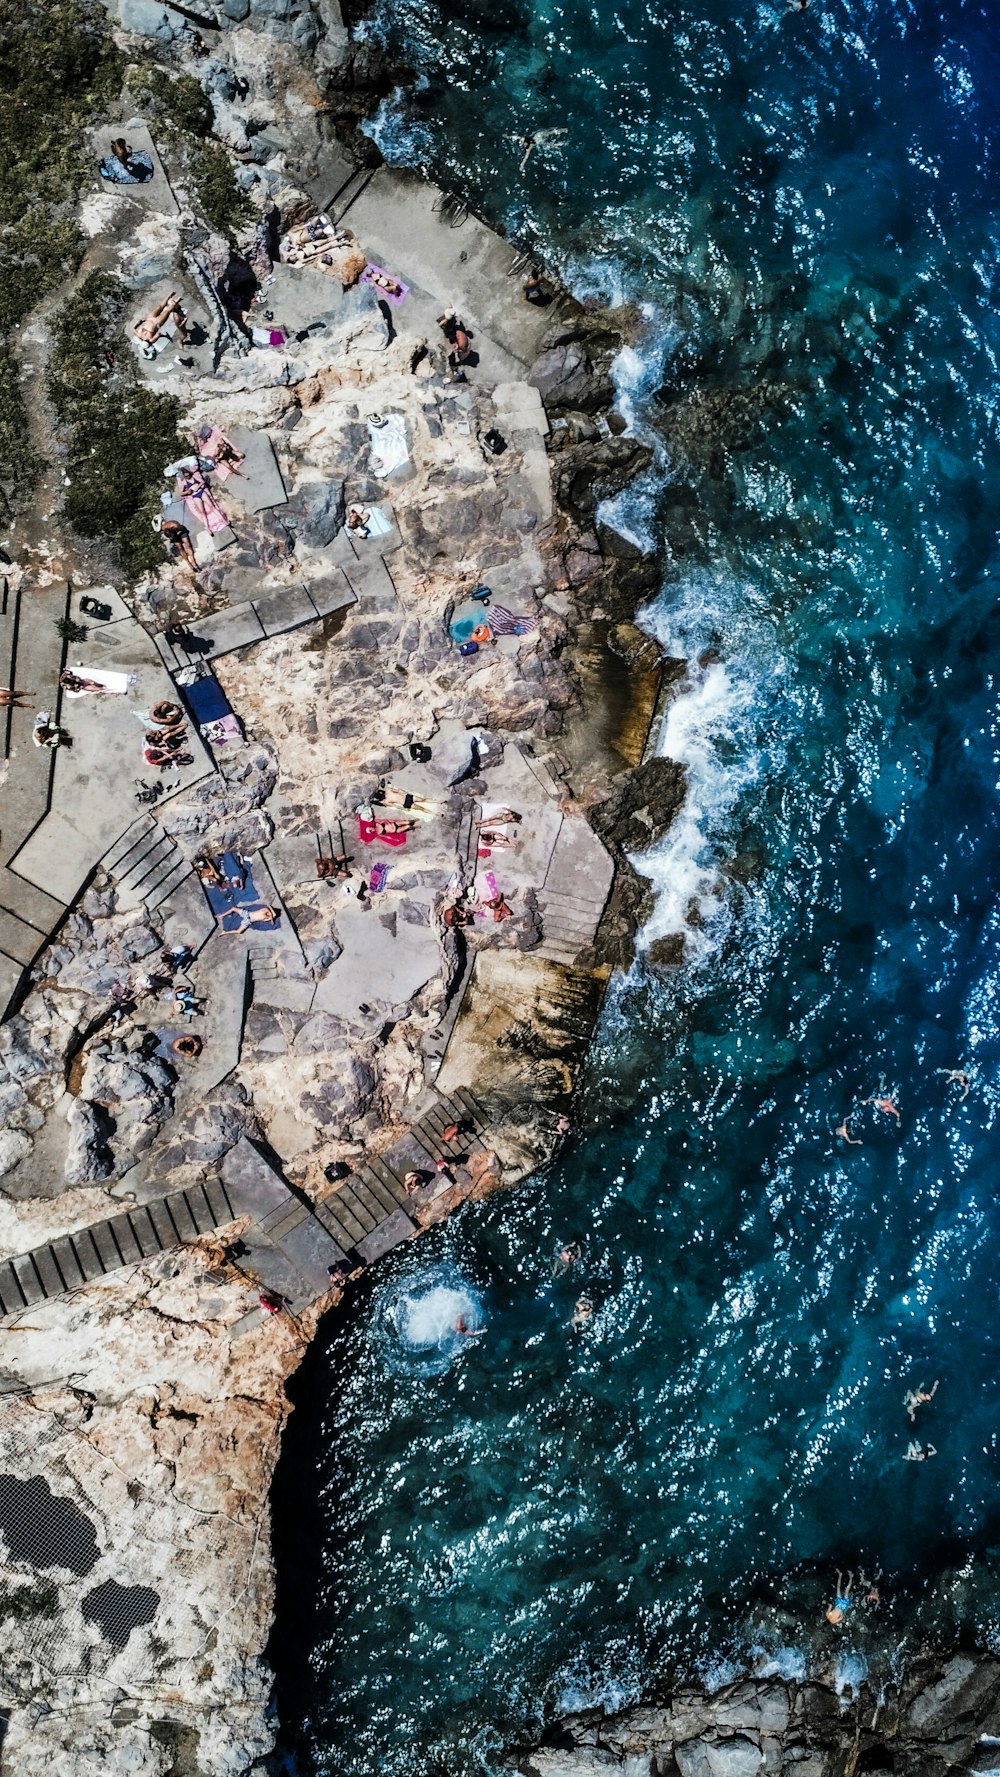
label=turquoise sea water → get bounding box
[272,0,1000,1769]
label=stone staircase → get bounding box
[315,1085,491,1262]
[247,940,315,1012]
[103,816,191,915]
[0,1091,498,1323]
[0,1176,238,1316]
[535,886,608,965]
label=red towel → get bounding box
[358,816,407,847]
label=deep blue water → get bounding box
[272,0,1000,1769]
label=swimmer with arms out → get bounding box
[903,1379,938,1423]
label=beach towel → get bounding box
[369,862,390,893]
[361,263,410,305]
[179,672,232,727]
[484,603,540,637]
[195,425,244,482]
[180,473,229,535]
[484,871,500,902]
[203,714,243,747]
[367,413,409,478]
[358,817,407,848]
[364,504,395,538]
[99,149,153,186]
[251,326,287,348]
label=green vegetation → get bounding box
[0,1581,59,1622]
[193,140,254,241]
[0,347,42,520]
[0,0,124,335]
[48,272,186,578]
[0,0,124,517]
[134,64,213,139]
[135,64,250,241]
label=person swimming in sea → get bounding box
[863,1090,901,1123]
[903,1440,936,1461]
[552,1242,582,1276]
[937,1067,970,1100]
[454,1314,485,1337]
[570,1295,593,1329]
[825,1570,853,1624]
[511,127,568,173]
[904,1379,939,1423]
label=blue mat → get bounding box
[180,673,232,726]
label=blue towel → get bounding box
[181,673,231,725]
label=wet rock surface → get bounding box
[510,1661,1000,1777]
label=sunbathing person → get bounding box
[367,268,405,297]
[60,670,114,696]
[347,506,372,538]
[194,855,225,888]
[376,784,442,816]
[195,424,246,478]
[145,743,192,768]
[483,894,513,922]
[156,517,198,571]
[478,829,515,848]
[442,903,475,929]
[134,293,189,346]
[150,700,185,728]
[145,729,186,753]
[477,809,522,826]
[0,688,32,708]
[32,713,66,748]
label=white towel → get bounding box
[367,414,409,478]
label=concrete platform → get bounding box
[221,426,287,515]
[311,889,442,1019]
[330,166,557,377]
[10,618,213,909]
[91,124,178,216]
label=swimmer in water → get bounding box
[825,1570,853,1625]
[863,1092,901,1123]
[904,1378,938,1423]
[512,127,568,173]
[571,1295,593,1329]
[454,1314,485,1337]
[903,1440,936,1461]
[858,1566,882,1609]
[552,1242,581,1276]
[936,1067,970,1100]
[836,1118,861,1146]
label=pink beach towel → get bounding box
[361,263,410,305]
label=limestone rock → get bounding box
[64,1100,115,1185]
[675,1740,763,1777]
[529,343,612,414]
[0,1128,32,1177]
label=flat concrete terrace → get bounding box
[332,166,557,374]
[10,588,213,910]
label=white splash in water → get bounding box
[397,1285,481,1348]
[632,570,786,959]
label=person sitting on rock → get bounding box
[100,137,154,185]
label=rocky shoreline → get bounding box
[509,1656,1000,1777]
[0,0,690,1768]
